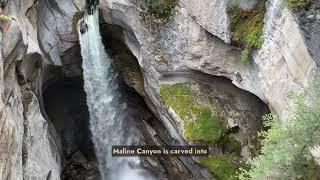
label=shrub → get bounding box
[227,5,241,26]
[200,154,240,180]
[240,48,250,64]
[239,75,320,179]
[0,15,14,21]
[227,2,265,64]
[285,0,306,10]
[143,0,177,21]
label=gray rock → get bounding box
[297,1,320,65]
[1,0,319,179]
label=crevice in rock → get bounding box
[42,70,100,179]
[297,1,320,65]
[41,42,100,179]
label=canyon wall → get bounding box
[0,0,318,179]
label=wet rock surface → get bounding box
[297,0,320,65]
[62,151,100,180]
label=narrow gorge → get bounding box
[0,0,319,180]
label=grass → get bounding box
[227,2,265,63]
[199,154,240,180]
[160,83,226,144]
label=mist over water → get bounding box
[78,11,153,180]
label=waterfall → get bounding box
[78,11,153,180]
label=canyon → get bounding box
[0,0,319,179]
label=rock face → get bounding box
[297,1,320,65]
[1,0,62,179]
[253,0,316,118]
[180,0,231,43]
[101,0,317,117]
[0,0,319,179]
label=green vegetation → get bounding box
[200,154,240,180]
[240,48,250,64]
[227,2,265,63]
[160,83,245,179]
[72,11,84,33]
[285,0,306,10]
[185,107,225,144]
[160,83,226,144]
[0,15,14,20]
[142,0,177,22]
[225,136,242,155]
[239,75,320,179]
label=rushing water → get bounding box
[78,11,153,180]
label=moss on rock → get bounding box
[199,154,240,180]
[72,11,84,33]
[227,1,265,63]
[185,107,226,144]
[160,83,226,144]
[160,83,245,179]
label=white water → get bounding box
[78,11,153,180]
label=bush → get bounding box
[143,0,177,21]
[285,0,306,10]
[200,154,240,180]
[227,2,265,64]
[239,75,320,179]
[0,15,14,21]
[227,5,241,26]
[240,48,250,64]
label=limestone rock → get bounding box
[180,0,231,43]
[1,0,319,179]
[21,86,61,180]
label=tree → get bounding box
[239,73,320,179]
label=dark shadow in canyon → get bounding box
[42,74,101,180]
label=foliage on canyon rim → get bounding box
[141,0,177,22]
[227,1,265,63]
[239,75,320,179]
[285,0,306,10]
